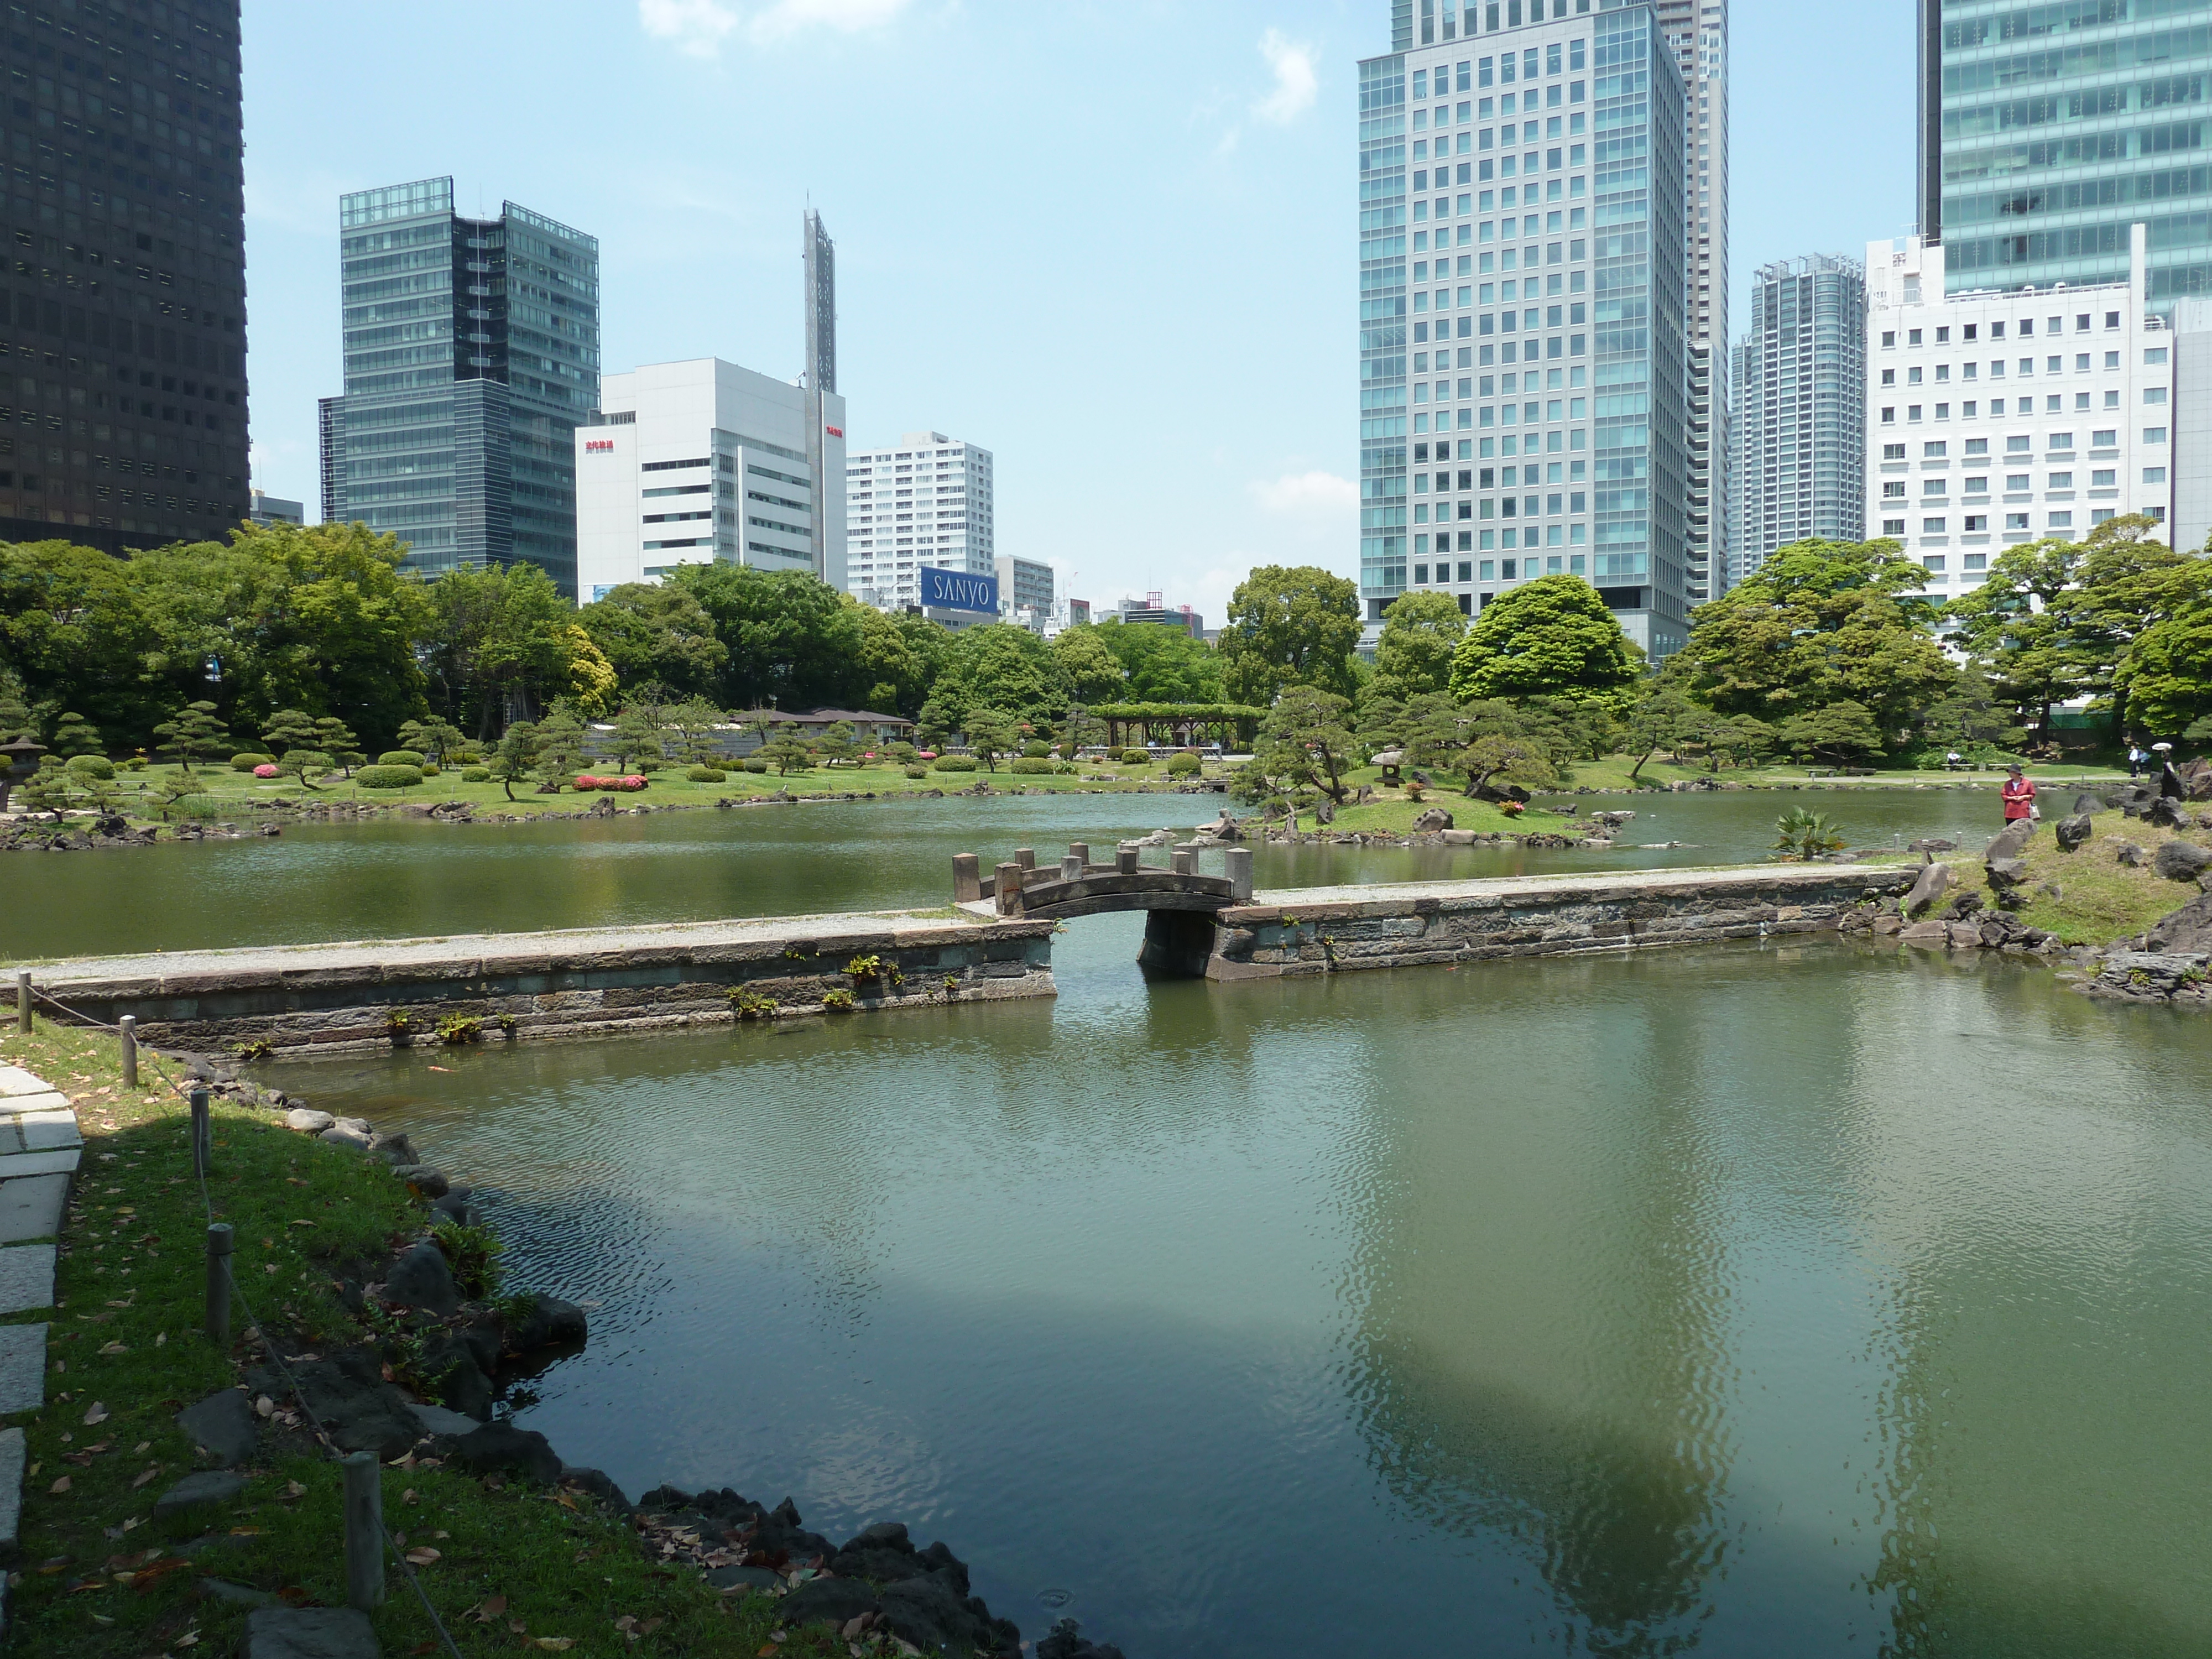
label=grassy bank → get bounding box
[2002,816,2212,945]
[0,1019,834,1659]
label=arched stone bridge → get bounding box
[954,841,1255,975]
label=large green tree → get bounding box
[577,581,728,699]
[854,603,947,717]
[1050,625,1128,705]
[1669,538,1954,735]
[1218,565,1361,705]
[419,561,598,736]
[1093,619,1223,702]
[0,539,166,746]
[924,623,1070,728]
[1240,686,1360,805]
[1448,575,1640,701]
[1371,590,1468,700]
[670,566,865,712]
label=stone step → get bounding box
[0,1324,45,1415]
[0,1112,81,1154]
[0,1093,69,1120]
[0,1248,54,1317]
[0,1427,20,1557]
[0,1068,49,1099]
[0,1152,79,1181]
[0,1176,68,1245]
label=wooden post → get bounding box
[994,864,1027,919]
[343,1450,387,1610]
[1225,847,1254,901]
[952,854,982,904]
[13,973,28,1035]
[204,1223,233,1347]
[119,1016,138,1088]
[1118,843,1139,875]
[190,1088,211,1181]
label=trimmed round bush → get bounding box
[1165,752,1202,777]
[687,766,728,782]
[66,754,116,781]
[356,764,423,790]
[1021,740,1051,759]
[1010,757,1055,775]
[461,767,492,782]
[743,758,770,774]
[933,755,979,773]
[419,764,441,778]
[904,766,928,779]
[231,752,275,772]
[1120,749,1151,765]
[378,749,426,768]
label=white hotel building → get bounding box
[844,431,994,612]
[1864,226,2171,596]
[575,358,847,602]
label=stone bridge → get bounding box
[954,842,1254,975]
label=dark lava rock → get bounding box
[2117,841,2148,867]
[2150,795,2190,831]
[392,1165,449,1198]
[436,1421,562,1486]
[382,1240,461,1316]
[502,1295,588,1355]
[705,1564,781,1592]
[176,1389,257,1467]
[367,1131,416,1164]
[559,1465,633,1514]
[418,1335,493,1420]
[2154,839,2212,881]
[878,1575,1018,1655]
[2144,890,2212,954]
[154,1470,247,1523]
[243,1605,379,1659]
[1906,837,1957,853]
[780,1577,881,1630]
[249,1349,420,1460]
[1039,1621,1129,1659]
[2055,812,2093,852]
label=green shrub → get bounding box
[687,766,728,782]
[743,758,770,774]
[904,766,928,779]
[1165,752,1202,776]
[1120,749,1151,765]
[638,758,666,773]
[822,988,857,1011]
[435,1013,484,1046]
[378,749,426,768]
[1010,757,1055,775]
[419,764,441,778]
[164,794,228,820]
[123,756,147,771]
[1022,740,1051,759]
[66,754,116,781]
[230,752,275,771]
[356,764,422,790]
[729,988,779,1020]
[430,1220,505,1298]
[461,766,492,782]
[933,755,979,773]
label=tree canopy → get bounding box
[1449,575,1640,701]
[1218,565,1361,705]
[1371,590,1467,700]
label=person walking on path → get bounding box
[2128,743,2146,779]
[2002,763,2037,828]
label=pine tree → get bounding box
[259,708,320,755]
[46,711,104,758]
[152,701,232,773]
[312,716,362,775]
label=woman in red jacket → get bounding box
[2001,764,2037,827]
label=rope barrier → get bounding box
[24,984,468,1658]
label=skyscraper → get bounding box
[803,209,837,583]
[0,0,250,555]
[1918,0,2212,307]
[1729,254,1866,586]
[1656,0,1726,602]
[845,431,993,611]
[320,178,599,596]
[1365,0,1693,660]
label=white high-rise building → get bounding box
[575,358,846,602]
[995,556,1055,632]
[1865,225,2172,598]
[1656,0,1728,603]
[1730,254,1865,586]
[845,431,995,611]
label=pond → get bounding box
[262,917,2212,1658]
[6,785,2025,961]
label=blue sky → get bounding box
[242,0,1916,622]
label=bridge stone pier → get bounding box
[954,842,1254,977]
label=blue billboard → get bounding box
[920,565,998,615]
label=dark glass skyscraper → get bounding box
[0,0,249,555]
[320,178,598,595]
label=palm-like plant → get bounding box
[1774,808,1848,860]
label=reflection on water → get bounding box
[7,786,2030,961]
[265,925,2212,1657]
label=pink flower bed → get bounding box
[575,774,649,792]
[253,763,280,778]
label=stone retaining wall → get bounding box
[11,914,1058,1056]
[1208,865,1914,978]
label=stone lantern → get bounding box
[0,734,48,815]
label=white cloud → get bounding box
[1250,470,1358,518]
[638,0,910,55]
[1253,30,1319,124]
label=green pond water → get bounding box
[15,789,2205,1655]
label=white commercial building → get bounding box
[575,358,846,602]
[1865,227,2171,597]
[996,556,1054,632]
[844,431,994,611]
[2172,298,2212,557]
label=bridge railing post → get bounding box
[1117,844,1139,875]
[1068,842,1090,869]
[1060,854,1083,881]
[1225,847,1254,901]
[1014,848,1036,873]
[953,854,982,904]
[1171,847,1198,877]
[995,863,1027,919]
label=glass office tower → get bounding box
[1728,254,1865,586]
[1922,0,2212,306]
[1363,0,1692,660]
[321,178,598,595]
[0,0,250,555]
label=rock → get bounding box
[1985,857,2027,889]
[418,1336,493,1420]
[199,1577,275,1607]
[558,1465,633,1514]
[780,1577,882,1630]
[2054,812,2093,852]
[367,1131,416,1164]
[382,1240,461,1316]
[406,1402,486,1439]
[2149,795,2189,830]
[317,1123,372,1152]
[1907,837,1958,853]
[2177,756,2212,801]
[877,1575,1018,1656]
[2116,841,2148,867]
[1439,828,1478,845]
[2153,839,2212,881]
[2073,792,2109,816]
[1903,860,1953,917]
[2086,950,2212,1003]
[437,1421,562,1486]
[502,1295,588,1354]
[1987,819,2035,860]
[243,1606,379,1659]
[392,1165,448,1198]
[2143,890,2212,954]
[706,1563,781,1592]
[154,1470,247,1524]
[1411,807,1455,832]
[1039,1620,1129,1659]
[1897,920,1952,946]
[250,1349,421,1461]
[175,1389,258,1467]
[283,1109,335,1134]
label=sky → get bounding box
[239,0,1919,624]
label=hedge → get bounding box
[933,755,979,773]
[461,767,492,783]
[687,766,728,782]
[378,749,426,768]
[356,764,422,790]
[229,752,275,771]
[65,755,115,780]
[1009,757,1055,775]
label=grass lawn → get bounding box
[2006,815,2212,945]
[0,1019,840,1659]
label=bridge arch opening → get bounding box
[953,841,1254,980]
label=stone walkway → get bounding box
[0,1061,75,1624]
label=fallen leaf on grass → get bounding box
[402,1488,418,1505]
[282,1481,307,1499]
[132,1442,149,1454]
[81,1402,108,1426]
[131,1466,160,1488]
[97,1342,127,1355]
[48,1476,70,1494]
[534,1641,575,1653]
[476,1595,508,1620]
[403,1547,441,1567]
[289,1219,316,1229]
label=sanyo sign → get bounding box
[919,566,998,615]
